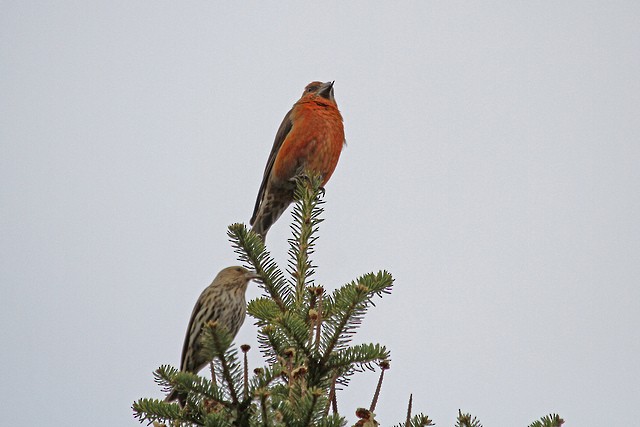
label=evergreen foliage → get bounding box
[132,174,563,426]
[455,410,483,427]
[528,414,565,427]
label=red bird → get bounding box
[250,81,345,240]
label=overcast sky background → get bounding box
[2,2,639,426]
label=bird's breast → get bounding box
[273,103,345,185]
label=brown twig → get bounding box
[325,371,338,416]
[370,360,390,412]
[209,361,217,389]
[241,344,251,399]
[405,394,413,426]
[314,287,324,352]
[331,379,338,415]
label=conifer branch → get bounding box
[405,394,413,426]
[200,322,241,406]
[288,173,324,311]
[209,362,217,390]
[212,351,238,406]
[321,295,362,365]
[369,360,389,412]
[321,272,393,364]
[528,414,564,427]
[176,371,224,406]
[132,398,188,426]
[250,364,286,391]
[228,223,289,312]
[258,392,269,427]
[320,274,392,366]
[325,344,390,374]
[153,364,180,394]
[134,163,562,427]
[275,311,314,359]
[314,287,324,353]
[324,371,338,417]
[241,345,250,400]
[332,388,339,416]
[392,413,435,427]
[247,297,281,323]
[255,324,285,363]
[154,365,226,409]
[455,410,483,427]
[301,390,322,427]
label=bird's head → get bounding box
[216,266,261,290]
[301,81,336,103]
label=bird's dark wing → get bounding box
[180,297,203,372]
[250,108,294,225]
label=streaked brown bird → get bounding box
[250,81,345,240]
[166,266,259,406]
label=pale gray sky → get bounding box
[1,2,639,426]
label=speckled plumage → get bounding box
[166,266,258,406]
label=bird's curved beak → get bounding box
[245,271,262,282]
[318,81,335,100]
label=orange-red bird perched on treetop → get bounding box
[250,81,345,240]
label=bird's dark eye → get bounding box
[307,85,318,93]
